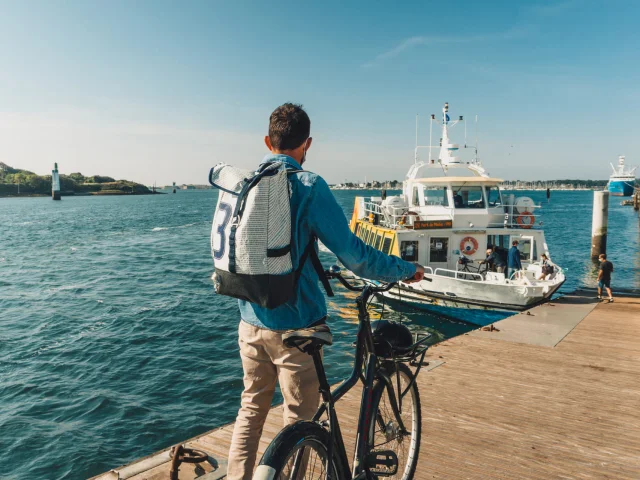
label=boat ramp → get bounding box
[90,290,640,480]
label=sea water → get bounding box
[1,190,638,479]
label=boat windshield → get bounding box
[452,185,485,209]
[486,186,503,207]
[424,186,449,206]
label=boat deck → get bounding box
[91,291,640,479]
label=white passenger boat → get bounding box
[349,103,565,325]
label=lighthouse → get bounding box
[52,163,61,200]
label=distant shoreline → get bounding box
[0,191,166,199]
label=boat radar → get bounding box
[409,102,488,180]
[52,163,61,200]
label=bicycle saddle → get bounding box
[283,324,333,350]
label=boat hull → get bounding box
[380,276,565,326]
[608,180,635,197]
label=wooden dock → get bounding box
[91,291,640,479]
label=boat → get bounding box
[348,102,565,326]
[607,156,637,197]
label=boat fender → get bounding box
[460,236,479,255]
[516,212,535,229]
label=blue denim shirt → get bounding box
[238,154,416,330]
[508,246,522,270]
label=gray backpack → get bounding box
[208,161,332,309]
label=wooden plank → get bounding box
[91,296,640,480]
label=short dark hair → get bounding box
[269,103,310,150]
[600,253,607,259]
[512,240,519,246]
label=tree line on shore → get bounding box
[0,162,151,196]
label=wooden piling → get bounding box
[590,191,608,259]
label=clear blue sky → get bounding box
[0,0,637,185]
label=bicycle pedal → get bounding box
[365,450,398,476]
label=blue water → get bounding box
[1,190,638,479]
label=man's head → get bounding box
[265,103,312,164]
[486,249,492,256]
[599,253,607,262]
[512,240,519,247]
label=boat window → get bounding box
[381,237,392,255]
[423,186,449,207]
[452,185,485,209]
[429,237,448,263]
[518,238,538,262]
[412,186,421,207]
[487,235,510,250]
[400,241,419,261]
[374,233,383,250]
[486,186,502,207]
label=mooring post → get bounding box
[634,191,639,211]
[591,191,609,259]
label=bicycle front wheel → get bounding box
[256,421,348,479]
[368,362,421,479]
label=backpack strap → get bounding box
[297,236,334,297]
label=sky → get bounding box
[0,0,638,185]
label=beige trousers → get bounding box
[227,320,321,480]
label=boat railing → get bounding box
[363,199,455,229]
[362,200,408,229]
[491,202,543,229]
[433,267,484,282]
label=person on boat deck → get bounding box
[483,246,506,274]
[538,253,555,281]
[507,240,522,279]
[597,253,614,303]
[225,103,426,480]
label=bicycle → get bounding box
[254,266,432,479]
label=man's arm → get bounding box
[306,177,418,283]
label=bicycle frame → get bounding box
[294,282,409,479]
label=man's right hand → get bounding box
[405,264,425,283]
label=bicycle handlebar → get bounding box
[324,267,396,293]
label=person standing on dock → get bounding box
[224,103,425,480]
[507,240,522,280]
[597,254,614,302]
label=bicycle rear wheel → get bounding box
[256,421,348,479]
[368,362,421,479]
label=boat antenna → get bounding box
[415,114,419,164]
[464,115,467,148]
[475,114,479,162]
[429,114,434,163]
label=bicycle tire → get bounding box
[256,421,349,479]
[368,362,421,479]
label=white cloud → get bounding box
[362,28,528,68]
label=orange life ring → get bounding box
[460,236,479,255]
[516,212,535,229]
[400,211,421,225]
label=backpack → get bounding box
[208,161,333,309]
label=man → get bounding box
[597,253,614,302]
[507,240,522,280]
[226,103,425,480]
[483,246,506,274]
